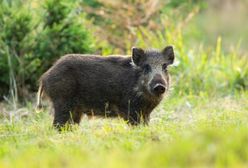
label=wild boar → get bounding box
[36,46,174,129]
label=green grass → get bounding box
[0,92,248,168]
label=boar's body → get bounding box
[40,55,158,128]
[38,46,174,130]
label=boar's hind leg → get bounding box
[53,100,72,130]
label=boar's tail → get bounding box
[36,82,44,110]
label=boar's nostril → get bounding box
[153,84,166,94]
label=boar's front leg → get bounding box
[142,113,150,126]
[71,106,83,124]
[126,111,151,126]
[126,110,141,126]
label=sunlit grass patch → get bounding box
[0,93,247,167]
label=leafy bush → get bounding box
[0,0,95,100]
[0,1,34,100]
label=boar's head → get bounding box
[132,46,174,97]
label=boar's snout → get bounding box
[149,74,167,96]
[153,83,166,95]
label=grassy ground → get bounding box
[0,92,247,168]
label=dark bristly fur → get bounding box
[37,46,174,130]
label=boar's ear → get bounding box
[162,46,174,65]
[132,47,145,66]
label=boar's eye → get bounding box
[162,63,168,71]
[143,64,151,74]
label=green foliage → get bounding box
[0,1,34,98]
[44,0,71,27]
[82,0,102,8]
[165,0,206,8]
[0,0,95,99]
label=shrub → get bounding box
[0,0,95,100]
[0,1,34,100]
